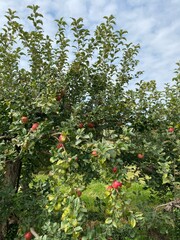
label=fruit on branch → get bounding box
[56,95,62,101]
[137,153,144,159]
[92,150,98,157]
[112,180,122,189]
[76,189,82,197]
[58,134,66,142]
[168,127,174,132]
[112,167,118,173]
[24,231,33,240]
[56,89,65,101]
[106,185,113,191]
[87,122,95,128]
[30,123,39,131]
[21,116,28,124]
[78,123,84,128]
[57,143,64,149]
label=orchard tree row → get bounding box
[0,5,179,240]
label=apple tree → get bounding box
[0,5,179,239]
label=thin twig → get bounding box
[30,227,40,238]
[155,198,180,211]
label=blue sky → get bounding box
[0,0,180,89]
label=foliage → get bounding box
[0,5,179,239]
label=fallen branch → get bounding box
[155,198,180,212]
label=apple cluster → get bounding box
[21,116,39,132]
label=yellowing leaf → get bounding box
[162,173,170,184]
[48,194,54,201]
[105,191,111,197]
[54,202,61,211]
[129,217,136,228]
[105,218,112,224]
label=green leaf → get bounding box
[112,221,117,228]
[74,226,83,232]
[105,218,112,224]
[75,139,82,145]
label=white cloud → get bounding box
[64,0,88,18]
[87,0,118,22]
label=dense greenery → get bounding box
[0,5,179,239]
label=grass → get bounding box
[82,180,106,212]
[82,180,157,213]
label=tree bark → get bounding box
[0,158,22,239]
[4,158,22,190]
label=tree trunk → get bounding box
[0,158,22,239]
[0,224,6,240]
[4,158,22,190]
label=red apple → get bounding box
[58,134,66,142]
[78,123,84,128]
[137,153,144,159]
[24,231,33,240]
[87,122,95,128]
[56,90,65,101]
[56,95,61,101]
[112,167,117,173]
[57,143,64,149]
[31,123,39,131]
[92,151,98,157]
[112,180,122,189]
[168,127,174,133]
[106,185,113,191]
[76,189,82,197]
[21,116,28,124]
